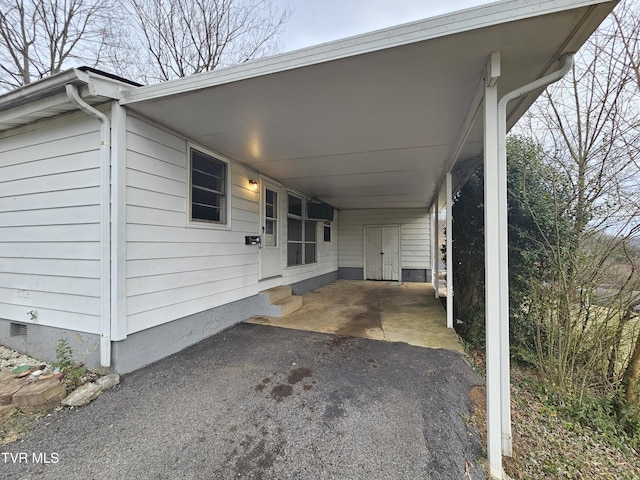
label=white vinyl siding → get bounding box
[0,112,102,334]
[338,209,431,271]
[125,116,338,334]
[126,115,337,334]
[126,116,253,334]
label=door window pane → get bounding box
[264,188,278,247]
[266,189,275,205]
[265,219,277,247]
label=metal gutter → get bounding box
[0,68,136,133]
[0,69,89,109]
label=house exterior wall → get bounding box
[0,112,103,362]
[0,108,339,373]
[337,209,431,281]
[124,115,338,337]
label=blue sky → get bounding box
[272,0,496,51]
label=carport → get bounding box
[119,1,617,477]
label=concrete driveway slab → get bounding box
[1,323,485,479]
[248,280,464,353]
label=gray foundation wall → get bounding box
[290,271,338,295]
[0,319,102,371]
[338,267,364,280]
[338,267,430,282]
[114,269,338,373]
[402,269,430,283]
[0,271,340,375]
[111,295,258,374]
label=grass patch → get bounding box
[0,408,42,446]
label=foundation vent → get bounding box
[10,322,27,337]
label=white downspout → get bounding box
[433,198,439,298]
[496,52,574,457]
[65,84,112,368]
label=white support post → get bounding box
[111,102,128,343]
[484,51,504,480]
[433,199,439,298]
[446,172,454,329]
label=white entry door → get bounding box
[365,226,400,281]
[259,181,282,279]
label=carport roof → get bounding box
[0,1,616,211]
[120,0,617,210]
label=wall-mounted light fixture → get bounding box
[249,179,259,191]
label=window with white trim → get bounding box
[190,148,228,224]
[287,193,317,266]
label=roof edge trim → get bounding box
[0,69,89,110]
[120,0,616,105]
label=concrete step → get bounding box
[274,295,303,317]
[257,285,303,317]
[259,285,292,304]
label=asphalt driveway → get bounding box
[1,323,486,479]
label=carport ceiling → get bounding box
[121,0,616,210]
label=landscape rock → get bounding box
[0,346,51,371]
[10,365,30,375]
[12,378,65,413]
[62,383,101,407]
[0,377,30,405]
[96,374,120,391]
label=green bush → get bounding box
[53,338,87,392]
[557,389,640,452]
[616,401,640,450]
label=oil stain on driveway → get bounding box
[1,323,486,479]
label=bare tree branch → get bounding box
[512,0,640,394]
[125,0,291,83]
[0,0,122,89]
